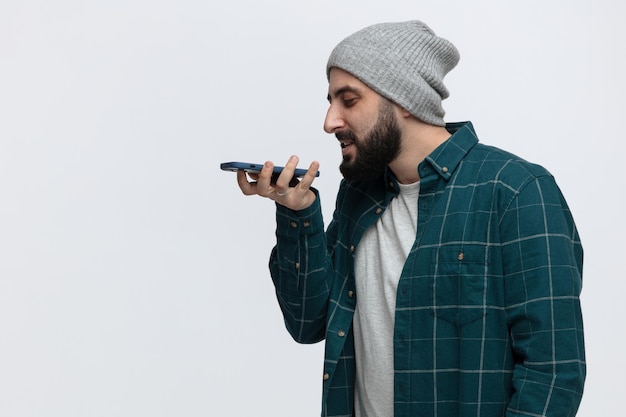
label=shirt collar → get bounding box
[381,121,478,192]
[420,121,479,180]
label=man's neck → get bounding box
[388,121,451,184]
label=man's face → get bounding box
[325,68,402,182]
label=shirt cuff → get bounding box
[275,188,324,239]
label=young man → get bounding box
[237,20,585,417]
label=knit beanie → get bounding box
[326,21,460,126]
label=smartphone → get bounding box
[220,161,320,183]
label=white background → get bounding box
[1,1,623,416]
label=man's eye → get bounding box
[343,98,357,107]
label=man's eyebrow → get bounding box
[327,85,362,102]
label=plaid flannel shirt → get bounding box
[269,121,585,417]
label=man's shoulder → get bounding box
[466,142,553,181]
[445,121,552,181]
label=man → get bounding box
[237,20,585,417]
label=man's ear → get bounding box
[397,105,412,119]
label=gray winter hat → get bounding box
[326,21,460,126]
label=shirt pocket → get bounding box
[431,246,488,327]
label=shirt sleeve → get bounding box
[500,174,586,417]
[269,191,335,344]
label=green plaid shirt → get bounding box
[270,121,585,417]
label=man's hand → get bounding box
[237,155,319,211]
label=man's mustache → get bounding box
[336,131,358,142]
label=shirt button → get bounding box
[349,245,355,253]
[442,166,449,173]
[457,251,464,261]
[348,290,355,298]
[290,221,298,228]
[303,221,311,227]
[338,330,345,337]
[323,373,330,381]
[295,262,300,269]
[375,207,383,215]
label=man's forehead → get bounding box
[327,68,370,98]
[328,67,360,85]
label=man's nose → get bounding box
[323,105,345,133]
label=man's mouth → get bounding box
[339,139,354,149]
[336,131,356,155]
[339,140,354,156]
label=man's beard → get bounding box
[337,101,402,182]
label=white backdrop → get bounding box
[1,1,622,416]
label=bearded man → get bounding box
[236,20,586,417]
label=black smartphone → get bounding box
[220,161,320,183]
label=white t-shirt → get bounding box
[353,181,419,417]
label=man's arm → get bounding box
[269,196,335,343]
[236,155,332,343]
[501,174,585,417]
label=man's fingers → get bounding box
[297,161,320,191]
[234,157,318,211]
[273,156,299,192]
[236,169,257,195]
[256,161,275,197]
